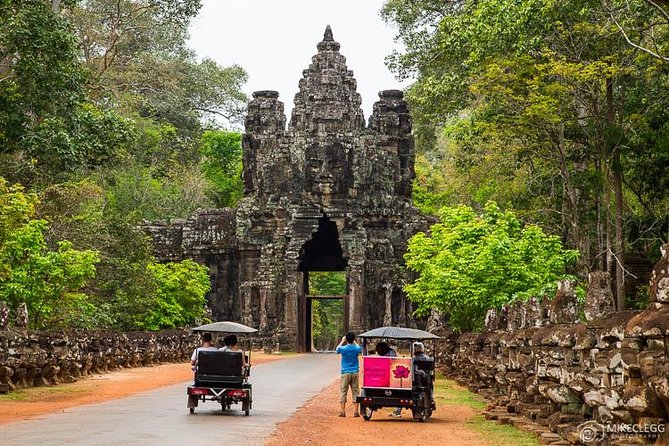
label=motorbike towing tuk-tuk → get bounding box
[187,321,257,416]
[355,326,440,422]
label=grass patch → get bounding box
[434,376,538,446]
[468,415,539,446]
[434,377,486,410]
[0,385,85,402]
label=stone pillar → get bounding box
[584,271,616,321]
[284,267,301,345]
[368,90,414,198]
[15,303,28,329]
[239,282,253,327]
[0,301,8,330]
[548,279,579,324]
[259,288,269,331]
[521,296,543,328]
[426,308,443,332]
[382,283,392,326]
[347,263,364,333]
[484,308,498,332]
[242,90,287,197]
[398,294,407,327]
[649,243,668,304]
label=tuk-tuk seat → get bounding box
[195,351,244,386]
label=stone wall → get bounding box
[436,245,669,445]
[0,329,198,394]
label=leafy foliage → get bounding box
[384,0,669,307]
[404,203,578,331]
[309,272,346,350]
[0,1,247,331]
[200,130,244,208]
[140,259,210,330]
[0,179,99,329]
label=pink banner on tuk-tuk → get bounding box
[388,358,412,389]
[362,357,413,389]
[362,357,391,387]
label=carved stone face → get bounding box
[657,278,669,303]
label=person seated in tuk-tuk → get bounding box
[412,342,434,401]
[219,334,232,351]
[412,342,431,362]
[191,332,219,369]
[374,341,397,357]
[219,334,247,371]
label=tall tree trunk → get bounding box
[595,160,604,271]
[52,0,61,13]
[607,77,626,310]
[602,138,612,276]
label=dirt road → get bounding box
[0,353,338,446]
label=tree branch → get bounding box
[609,8,669,62]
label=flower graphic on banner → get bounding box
[393,365,410,387]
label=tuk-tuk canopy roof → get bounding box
[358,326,440,340]
[191,321,258,334]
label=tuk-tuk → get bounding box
[187,321,257,416]
[355,326,439,422]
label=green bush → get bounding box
[405,202,578,331]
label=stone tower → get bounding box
[145,27,430,351]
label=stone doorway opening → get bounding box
[299,216,348,352]
[307,272,346,351]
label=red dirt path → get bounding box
[266,380,491,446]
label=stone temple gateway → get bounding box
[146,27,430,351]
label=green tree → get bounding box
[141,259,210,330]
[0,1,135,184]
[383,0,669,308]
[71,0,248,131]
[0,178,99,329]
[0,0,85,150]
[36,175,212,330]
[199,130,244,208]
[404,203,578,331]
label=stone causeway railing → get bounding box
[0,329,198,393]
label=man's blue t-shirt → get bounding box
[336,343,362,374]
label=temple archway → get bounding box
[298,216,348,352]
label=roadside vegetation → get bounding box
[0,0,244,330]
[385,0,669,322]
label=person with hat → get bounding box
[412,342,430,360]
[412,341,434,409]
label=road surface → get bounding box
[1,353,339,446]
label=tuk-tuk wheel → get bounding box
[244,410,250,416]
[189,408,195,414]
[361,405,373,421]
[412,408,428,422]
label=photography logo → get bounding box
[578,421,605,443]
[578,420,666,443]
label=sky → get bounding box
[187,0,410,121]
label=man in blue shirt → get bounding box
[336,331,362,417]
